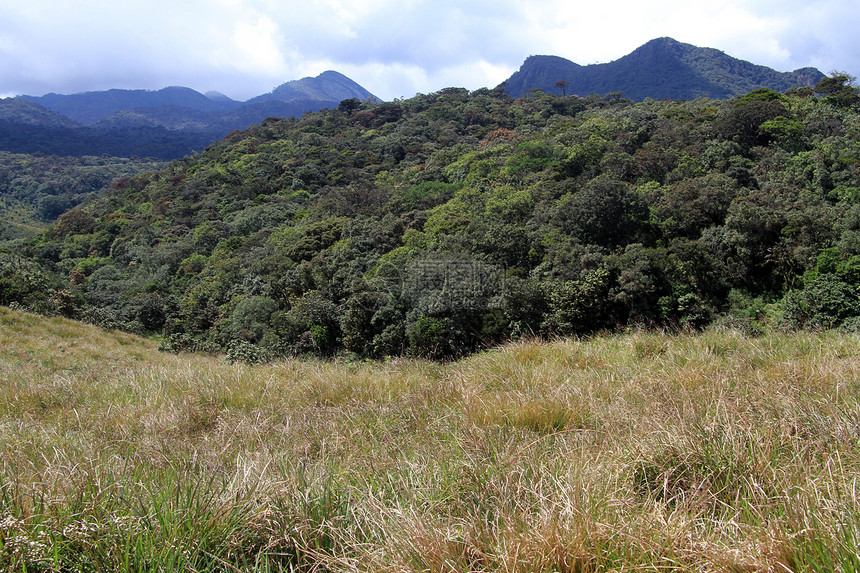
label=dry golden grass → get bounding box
[2,307,860,571]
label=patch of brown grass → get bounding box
[2,307,860,571]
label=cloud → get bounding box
[745,0,860,74]
[227,16,288,75]
[233,0,529,72]
[0,0,856,101]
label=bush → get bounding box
[782,274,860,329]
[158,333,219,355]
[225,339,270,364]
[229,295,279,343]
[407,315,451,358]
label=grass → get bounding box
[2,306,860,571]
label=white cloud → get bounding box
[230,16,288,75]
[0,0,856,100]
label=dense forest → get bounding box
[0,153,163,240]
[3,75,859,360]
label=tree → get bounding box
[542,268,614,335]
[605,91,624,103]
[715,89,789,147]
[559,176,650,249]
[229,295,279,343]
[554,80,570,96]
[815,72,860,108]
[53,209,96,238]
[337,98,362,115]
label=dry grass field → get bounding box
[1,305,859,571]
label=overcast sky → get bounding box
[1,0,858,101]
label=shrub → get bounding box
[229,295,279,343]
[782,273,860,329]
[225,339,270,364]
[407,315,451,358]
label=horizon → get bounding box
[4,37,844,103]
[1,1,857,102]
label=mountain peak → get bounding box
[204,90,234,102]
[504,55,583,97]
[501,38,825,101]
[640,36,683,48]
[522,54,582,67]
[249,71,377,105]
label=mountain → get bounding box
[0,98,81,128]
[204,90,234,103]
[3,72,377,159]
[502,37,826,100]
[19,71,377,127]
[21,86,242,125]
[247,70,377,105]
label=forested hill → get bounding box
[503,37,825,100]
[0,153,164,240]
[20,86,240,126]
[19,71,377,126]
[2,71,377,159]
[4,77,860,360]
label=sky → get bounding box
[1,0,858,102]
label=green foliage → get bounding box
[558,175,650,248]
[225,338,271,364]
[0,153,163,240]
[716,93,789,147]
[4,84,860,358]
[280,217,347,262]
[395,181,460,211]
[505,141,556,176]
[0,251,59,310]
[229,295,279,343]
[815,72,860,108]
[407,315,450,358]
[782,274,860,329]
[735,88,788,106]
[275,291,342,356]
[543,268,613,335]
[759,116,806,150]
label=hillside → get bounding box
[3,71,377,159]
[2,305,860,570]
[0,97,81,128]
[503,37,825,100]
[20,85,242,125]
[0,121,216,160]
[0,152,164,240]
[3,79,859,360]
[247,70,377,105]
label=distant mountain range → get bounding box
[19,71,376,126]
[0,71,376,159]
[0,40,831,159]
[501,37,825,100]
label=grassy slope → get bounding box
[2,305,860,571]
[0,199,45,240]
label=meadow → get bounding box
[1,304,859,571]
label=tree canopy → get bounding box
[3,77,860,359]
